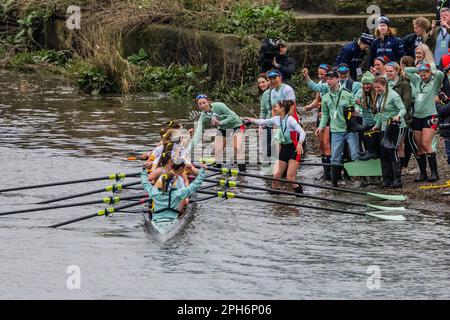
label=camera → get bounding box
[438,91,449,104]
[257,38,280,72]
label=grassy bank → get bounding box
[0,0,302,102]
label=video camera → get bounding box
[257,38,280,72]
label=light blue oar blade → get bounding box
[365,211,406,221]
[344,159,382,177]
[367,204,406,211]
[367,192,408,201]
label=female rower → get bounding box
[304,64,332,180]
[141,120,182,161]
[244,100,306,194]
[356,72,380,160]
[258,73,274,162]
[386,61,413,166]
[372,76,407,188]
[140,163,207,222]
[370,56,389,78]
[404,63,444,182]
[187,94,246,172]
[415,44,437,71]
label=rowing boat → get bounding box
[142,195,198,242]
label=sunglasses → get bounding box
[386,62,399,69]
[196,94,208,100]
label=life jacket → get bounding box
[151,189,181,216]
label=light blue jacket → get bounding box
[140,168,205,222]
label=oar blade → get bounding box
[344,159,382,177]
[365,211,406,221]
[367,192,408,201]
[367,204,406,211]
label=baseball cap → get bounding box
[276,39,286,47]
[337,63,350,73]
[267,70,281,78]
[417,63,431,72]
[325,70,339,78]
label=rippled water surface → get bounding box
[1,70,450,299]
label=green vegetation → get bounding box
[139,63,210,99]
[0,0,299,102]
[206,3,296,40]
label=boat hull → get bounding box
[143,197,197,242]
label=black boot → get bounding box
[359,132,380,160]
[359,176,369,187]
[331,165,340,187]
[391,162,403,188]
[381,119,400,150]
[414,154,428,182]
[345,108,366,132]
[238,163,247,172]
[294,184,303,195]
[427,153,439,182]
[381,157,393,188]
[320,156,331,180]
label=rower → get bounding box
[187,94,246,172]
[244,99,306,194]
[140,163,208,222]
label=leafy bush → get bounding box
[139,63,210,99]
[7,52,34,70]
[126,48,149,66]
[206,3,296,40]
[68,60,113,95]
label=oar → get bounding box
[196,190,406,221]
[194,177,405,212]
[0,172,141,193]
[49,198,151,228]
[300,159,382,177]
[0,194,149,217]
[36,181,142,205]
[198,166,407,201]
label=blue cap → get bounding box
[337,63,350,73]
[267,70,281,78]
[417,64,431,72]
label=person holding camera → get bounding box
[437,1,450,21]
[272,40,296,87]
[315,70,360,187]
[404,63,445,182]
[257,39,296,87]
[335,32,374,81]
[431,7,450,67]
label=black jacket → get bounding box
[401,33,434,58]
[274,54,296,85]
[335,40,368,80]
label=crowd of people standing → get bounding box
[183,3,450,193]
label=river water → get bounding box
[0,69,450,299]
